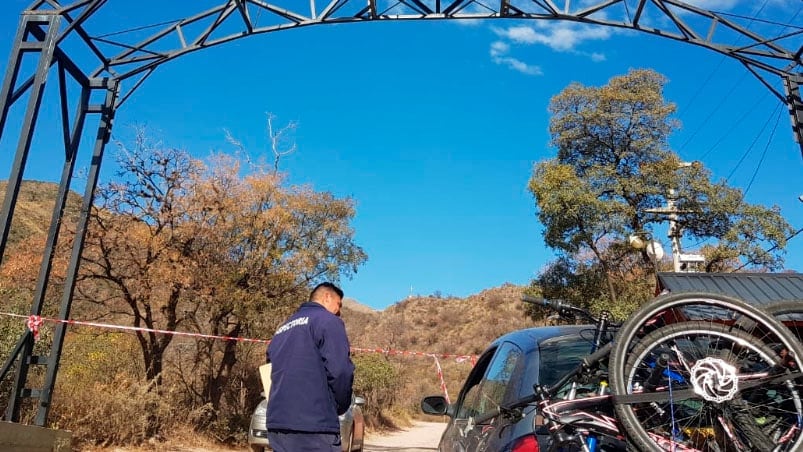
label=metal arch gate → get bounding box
[0,0,801,427]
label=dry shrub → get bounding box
[49,329,180,446]
[41,326,267,448]
[352,353,400,429]
[351,353,471,430]
[51,373,179,447]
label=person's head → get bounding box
[310,282,344,316]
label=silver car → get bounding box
[249,395,366,452]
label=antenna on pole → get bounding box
[644,161,705,272]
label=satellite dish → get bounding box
[628,235,646,250]
[645,240,665,262]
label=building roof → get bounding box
[657,272,803,308]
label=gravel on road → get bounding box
[363,421,446,452]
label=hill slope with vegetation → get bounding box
[0,180,82,247]
[341,284,538,426]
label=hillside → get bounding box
[346,283,533,356]
[0,180,82,247]
[341,284,538,419]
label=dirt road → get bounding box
[363,421,445,452]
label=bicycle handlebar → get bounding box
[521,295,596,323]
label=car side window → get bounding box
[482,341,525,408]
[455,348,495,420]
[538,335,589,388]
[456,342,524,420]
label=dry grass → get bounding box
[78,425,243,451]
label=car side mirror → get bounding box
[421,395,451,417]
[354,396,365,406]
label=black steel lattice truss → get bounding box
[0,0,801,426]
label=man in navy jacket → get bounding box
[266,282,355,451]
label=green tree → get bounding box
[352,353,399,428]
[529,69,792,306]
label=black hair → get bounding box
[310,282,344,301]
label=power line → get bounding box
[687,104,781,255]
[680,73,748,151]
[679,58,726,117]
[678,0,769,153]
[731,225,803,272]
[728,107,792,272]
[623,0,632,23]
[685,106,781,253]
[725,103,782,182]
[94,17,187,39]
[714,9,803,29]
[697,92,769,160]
[743,106,783,196]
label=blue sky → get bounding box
[0,1,801,310]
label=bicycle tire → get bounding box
[615,321,801,451]
[764,300,803,346]
[763,300,803,316]
[609,292,803,451]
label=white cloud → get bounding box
[489,40,543,76]
[488,23,610,64]
[590,52,606,62]
[501,26,541,44]
[490,41,510,55]
[492,23,612,52]
[499,57,544,75]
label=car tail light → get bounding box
[511,434,539,452]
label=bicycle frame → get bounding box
[526,297,621,451]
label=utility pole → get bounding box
[646,188,684,272]
[645,162,704,272]
[667,189,682,272]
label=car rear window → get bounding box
[538,334,591,388]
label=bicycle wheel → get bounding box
[613,321,803,451]
[610,292,803,374]
[764,300,803,349]
[609,292,803,451]
[732,300,803,370]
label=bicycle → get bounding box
[610,292,803,452]
[474,292,803,452]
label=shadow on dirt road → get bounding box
[362,421,445,452]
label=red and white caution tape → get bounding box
[349,347,472,402]
[3,311,477,401]
[433,356,450,404]
[2,311,270,344]
[27,315,44,341]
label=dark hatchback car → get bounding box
[422,325,618,452]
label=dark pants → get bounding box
[267,429,342,452]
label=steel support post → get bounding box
[0,9,120,426]
[1,13,63,424]
[0,14,61,266]
[784,74,803,159]
[35,78,118,426]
